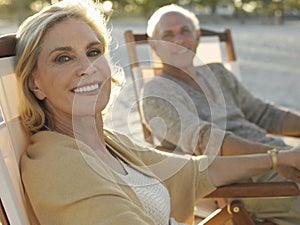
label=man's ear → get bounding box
[28,76,46,100]
[196,29,201,42]
[148,38,157,51]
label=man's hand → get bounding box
[277,165,300,184]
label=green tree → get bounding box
[200,0,221,14]
[112,0,180,17]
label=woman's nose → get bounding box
[76,56,96,77]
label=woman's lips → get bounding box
[73,82,101,94]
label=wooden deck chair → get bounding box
[0,34,31,225]
[123,29,300,225]
[124,28,239,144]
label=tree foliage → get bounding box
[111,0,300,17]
[1,0,299,21]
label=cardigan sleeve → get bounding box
[21,132,158,225]
[133,148,216,224]
[141,76,225,155]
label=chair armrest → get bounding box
[205,182,299,198]
[0,34,16,58]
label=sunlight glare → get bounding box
[102,1,113,13]
[0,0,12,6]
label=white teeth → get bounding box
[74,83,99,93]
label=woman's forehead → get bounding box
[41,19,101,50]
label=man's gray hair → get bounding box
[147,4,200,38]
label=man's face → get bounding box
[151,12,200,69]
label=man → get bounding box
[141,4,300,224]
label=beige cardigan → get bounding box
[21,129,216,225]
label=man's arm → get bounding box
[209,131,300,182]
[216,64,300,139]
[218,65,287,135]
[209,145,300,187]
[280,111,300,137]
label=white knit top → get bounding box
[118,161,187,225]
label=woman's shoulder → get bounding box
[22,131,108,176]
[27,131,82,158]
[21,131,117,194]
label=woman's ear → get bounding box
[28,76,46,100]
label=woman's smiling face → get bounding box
[30,18,111,121]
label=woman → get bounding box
[16,0,300,225]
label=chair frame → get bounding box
[0,199,9,225]
[0,34,16,57]
[123,29,299,225]
[0,34,31,225]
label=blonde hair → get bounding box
[15,0,110,134]
[147,4,200,38]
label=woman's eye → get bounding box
[87,49,102,57]
[55,55,71,63]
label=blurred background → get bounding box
[0,0,300,26]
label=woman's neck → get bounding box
[54,113,106,151]
[55,114,127,175]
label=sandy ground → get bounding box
[1,19,300,145]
